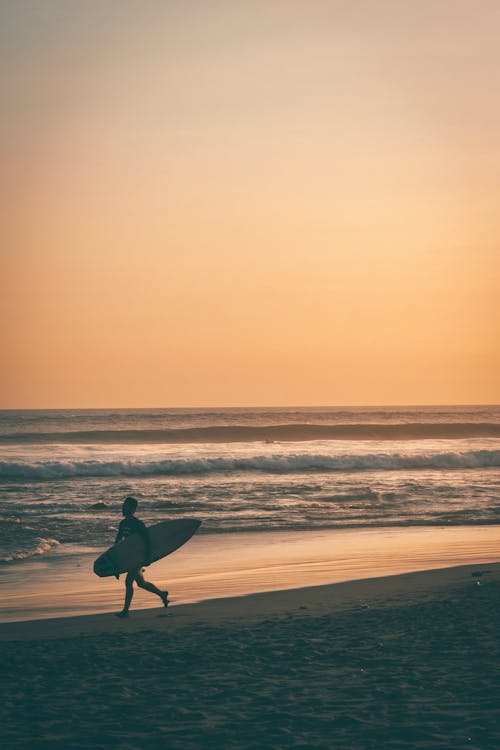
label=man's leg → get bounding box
[136,570,169,606]
[116,571,135,617]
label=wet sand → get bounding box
[3,524,500,623]
[1,563,500,749]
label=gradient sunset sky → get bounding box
[2,1,499,408]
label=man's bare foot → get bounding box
[115,610,129,618]
[160,591,169,608]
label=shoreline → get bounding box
[1,561,498,641]
[2,524,500,624]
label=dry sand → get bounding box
[1,563,500,749]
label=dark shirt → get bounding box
[116,515,151,564]
[118,515,147,539]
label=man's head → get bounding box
[122,496,138,516]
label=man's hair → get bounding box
[123,496,138,511]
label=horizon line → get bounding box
[0,403,499,412]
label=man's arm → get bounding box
[112,521,124,579]
[136,519,152,565]
[114,521,124,545]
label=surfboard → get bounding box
[93,518,201,577]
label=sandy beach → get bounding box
[2,562,500,749]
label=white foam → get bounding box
[0,537,60,563]
[1,448,499,481]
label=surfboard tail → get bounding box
[93,549,120,578]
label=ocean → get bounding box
[1,405,499,620]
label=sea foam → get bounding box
[1,449,499,481]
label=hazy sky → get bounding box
[1,1,499,407]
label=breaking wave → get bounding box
[1,449,499,481]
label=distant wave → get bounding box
[1,422,500,444]
[1,449,499,481]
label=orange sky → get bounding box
[1,1,499,408]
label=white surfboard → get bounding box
[93,518,201,577]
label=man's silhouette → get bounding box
[114,496,169,618]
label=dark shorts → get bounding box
[125,567,147,584]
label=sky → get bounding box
[1,0,499,408]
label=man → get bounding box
[114,496,169,618]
